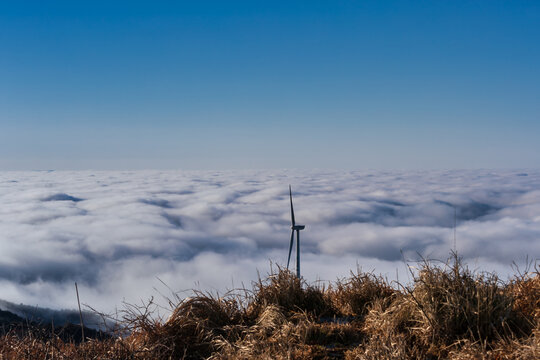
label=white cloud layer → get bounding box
[0,169,538,314]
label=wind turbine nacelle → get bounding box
[292,225,305,230]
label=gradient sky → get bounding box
[1,1,539,170]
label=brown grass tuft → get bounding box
[248,268,328,319]
[328,269,395,317]
[361,254,537,359]
[127,293,246,359]
[408,256,529,348]
[510,269,540,323]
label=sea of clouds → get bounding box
[0,169,539,317]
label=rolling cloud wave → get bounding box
[0,169,538,313]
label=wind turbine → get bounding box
[287,185,305,278]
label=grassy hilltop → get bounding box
[1,254,538,359]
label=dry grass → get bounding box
[509,268,540,323]
[125,293,247,359]
[0,255,538,359]
[328,269,395,318]
[359,254,537,359]
[0,333,132,359]
[247,268,329,319]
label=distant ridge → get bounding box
[0,299,105,330]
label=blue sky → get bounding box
[1,1,539,170]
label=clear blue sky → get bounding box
[1,1,539,170]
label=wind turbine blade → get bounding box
[289,185,295,226]
[287,229,294,270]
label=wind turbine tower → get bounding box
[287,185,305,278]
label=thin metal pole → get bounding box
[296,229,300,278]
[454,207,457,252]
[75,282,85,342]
